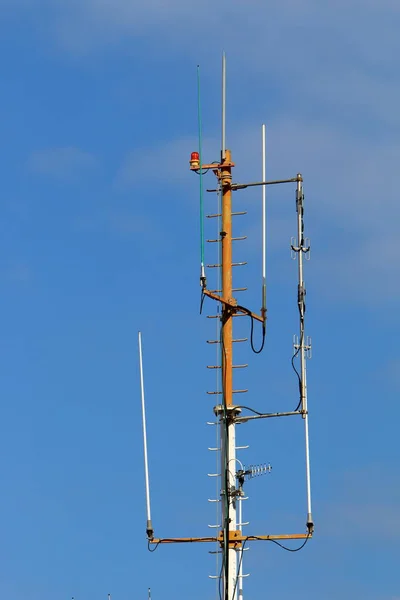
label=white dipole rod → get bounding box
[304,407,313,529]
[261,124,267,315]
[221,52,226,161]
[138,331,153,538]
[302,324,313,531]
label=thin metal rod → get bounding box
[234,177,300,190]
[206,177,301,193]
[138,331,153,539]
[221,52,226,161]
[235,410,303,424]
[197,65,206,285]
[304,410,313,530]
[261,124,267,319]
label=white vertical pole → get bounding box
[227,421,237,600]
[261,124,267,315]
[304,404,313,529]
[220,415,238,600]
[138,332,154,538]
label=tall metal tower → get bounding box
[139,54,314,600]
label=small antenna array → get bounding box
[139,55,314,600]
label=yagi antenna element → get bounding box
[138,331,154,540]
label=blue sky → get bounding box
[0,1,399,599]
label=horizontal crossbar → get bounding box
[149,533,311,546]
[203,289,265,323]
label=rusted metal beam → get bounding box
[203,289,264,323]
[149,532,311,546]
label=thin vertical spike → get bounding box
[138,332,154,539]
[261,124,267,320]
[221,52,226,161]
[197,65,206,286]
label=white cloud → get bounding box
[27,147,96,180]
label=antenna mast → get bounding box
[142,54,314,600]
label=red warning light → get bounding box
[190,151,200,169]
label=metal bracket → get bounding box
[293,335,312,359]
[290,237,311,260]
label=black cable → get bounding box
[230,534,309,600]
[195,161,220,177]
[236,305,266,354]
[249,314,266,354]
[291,192,308,411]
[147,540,161,553]
[292,277,307,411]
[200,290,206,315]
[235,405,265,416]
[231,538,247,600]
[291,327,303,412]
[218,557,224,600]
[219,319,230,600]
[255,534,310,552]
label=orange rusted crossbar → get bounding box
[203,289,264,324]
[150,533,310,546]
[189,162,235,171]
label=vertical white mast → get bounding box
[138,331,154,539]
[227,423,238,600]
